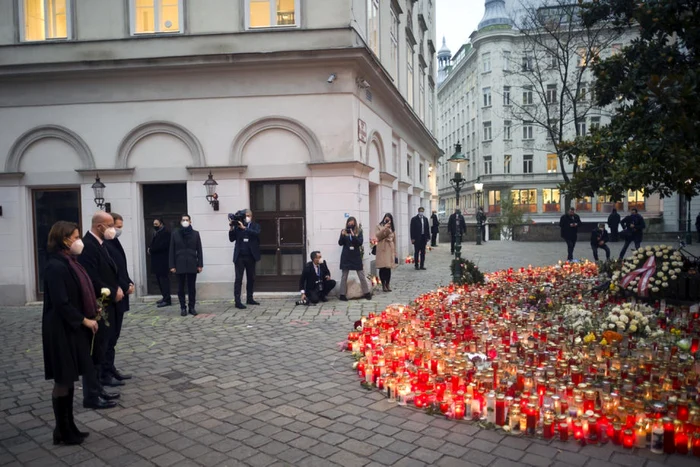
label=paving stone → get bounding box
[467,438,498,453]
[493,445,526,461]
[555,450,588,466]
[409,447,443,464]
[521,453,553,467]
[368,449,405,466]
[460,450,496,466]
[327,450,370,467]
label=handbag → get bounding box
[371,245,377,255]
[394,257,399,264]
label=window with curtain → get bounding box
[546,153,558,173]
[248,0,298,28]
[627,190,645,211]
[512,189,537,212]
[368,0,379,56]
[22,0,70,41]
[390,8,399,79]
[132,0,181,34]
[543,188,561,212]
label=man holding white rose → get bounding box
[78,212,124,410]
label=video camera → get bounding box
[228,209,247,225]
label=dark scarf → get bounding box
[63,252,98,318]
[182,225,193,237]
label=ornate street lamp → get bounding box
[474,177,484,246]
[204,172,220,211]
[448,143,468,283]
[91,174,109,212]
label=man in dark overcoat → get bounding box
[607,208,621,242]
[78,211,122,409]
[560,207,582,261]
[619,208,646,259]
[447,209,466,254]
[229,209,261,310]
[410,207,430,270]
[104,213,133,385]
[169,214,203,316]
[148,218,171,307]
[430,210,440,247]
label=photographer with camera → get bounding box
[298,251,336,305]
[228,210,261,310]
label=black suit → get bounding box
[229,222,261,303]
[299,261,336,304]
[104,238,132,376]
[410,214,430,268]
[447,213,466,254]
[169,227,203,311]
[149,227,171,303]
[607,212,621,242]
[560,213,582,261]
[590,228,611,261]
[430,214,440,246]
[78,232,120,403]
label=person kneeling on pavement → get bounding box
[590,223,611,261]
[299,251,336,305]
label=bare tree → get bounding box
[504,0,622,207]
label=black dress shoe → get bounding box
[364,293,372,300]
[101,376,125,387]
[235,302,247,309]
[157,301,171,308]
[99,391,120,401]
[339,295,348,301]
[181,308,187,316]
[414,265,419,270]
[112,369,132,380]
[320,296,328,302]
[188,309,198,316]
[246,299,260,305]
[83,397,117,410]
[420,266,427,270]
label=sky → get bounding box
[436,0,485,54]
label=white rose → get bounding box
[655,252,663,257]
[100,288,111,297]
[575,337,582,344]
[645,326,651,334]
[609,323,616,329]
[647,251,654,257]
[663,255,669,260]
[671,275,677,280]
[645,246,652,251]
[662,282,668,288]
[652,287,659,293]
[629,325,637,333]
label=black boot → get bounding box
[53,396,84,445]
[67,388,89,439]
[235,296,246,309]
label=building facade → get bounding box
[436,0,662,225]
[0,0,440,305]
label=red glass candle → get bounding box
[544,420,554,439]
[676,432,689,455]
[526,404,537,435]
[495,395,506,426]
[663,418,675,454]
[623,429,635,449]
[678,401,689,422]
[573,421,584,440]
[692,432,700,456]
[559,422,569,441]
[453,400,465,420]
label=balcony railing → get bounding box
[277,11,295,26]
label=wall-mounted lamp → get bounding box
[91,174,110,212]
[204,171,219,211]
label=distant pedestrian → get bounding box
[559,207,581,261]
[375,213,397,291]
[337,217,371,301]
[476,207,487,242]
[447,209,466,254]
[607,208,621,242]
[430,210,440,247]
[696,212,700,243]
[410,207,430,270]
[618,208,646,259]
[169,214,203,316]
[590,223,611,261]
[148,219,171,308]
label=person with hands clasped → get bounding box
[229,209,261,310]
[560,207,582,262]
[337,216,371,301]
[375,213,397,292]
[169,214,203,316]
[43,221,99,445]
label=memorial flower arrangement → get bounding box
[346,260,700,456]
[91,288,111,355]
[449,257,485,286]
[611,245,684,296]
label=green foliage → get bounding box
[450,258,485,286]
[563,0,700,199]
[495,194,524,240]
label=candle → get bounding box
[486,392,496,424]
[663,417,675,454]
[573,420,584,440]
[544,419,554,439]
[623,429,635,449]
[453,400,465,420]
[692,432,700,456]
[651,420,664,454]
[559,422,569,441]
[676,431,689,455]
[496,394,506,426]
[635,422,646,448]
[678,400,689,422]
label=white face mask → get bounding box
[419,212,424,217]
[69,239,84,256]
[103,227,117,240]
[245,216,251,224]
[114,228,123,238]
[181,221,190,228]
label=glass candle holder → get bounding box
[663,417,675,454]
[623,429,635,449]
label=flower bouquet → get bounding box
[405,255,414,264]
[91,288,111,355]
[611,245,683,298]
[450,258,485,286]
[602,302,655,336]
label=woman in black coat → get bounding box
[337,216,371,301]
[148,219,172,307]
[42,221,99,445]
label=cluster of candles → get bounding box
[347,263,700,456]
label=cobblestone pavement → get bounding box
[2,240,700,467]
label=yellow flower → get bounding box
[600,338,608,346]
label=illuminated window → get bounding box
[543,188,561,212]
[368,0,379,56]
[511,189,537,212]
[21,0,70,41]
[131,0,181,34]
[627,189,645,211]
[247,0,298,28]
[576,196,592,211]
[488,190,501,213]
[546,153,558,173]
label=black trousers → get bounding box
[480,225,486,241]
[565,238,577,261]
[156,273,171,303]
[234,255,256,301]
[430,232,438,246]
[177,273,197,310]
[104,308,124,375]
[378,267,392,286]
[592,244,611,261]
[307,280,336,304]
[619,237,641,259]
[414,240,426,268]
[450,234,461,253]
[82,307,113,402]
[609,225,619,242]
